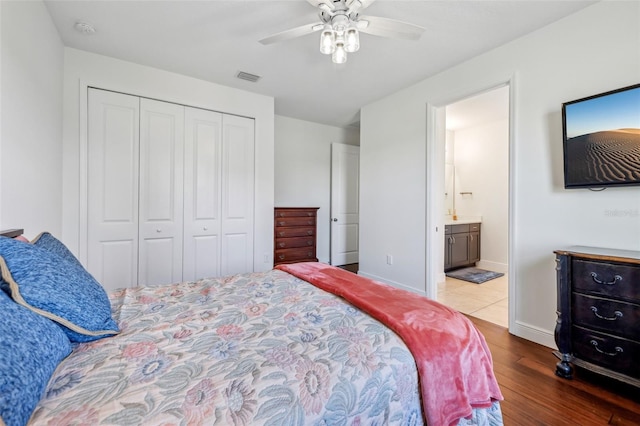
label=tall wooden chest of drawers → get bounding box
[554,246,640,388]
[274,207,319,266]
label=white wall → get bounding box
[0,1,63,237]
[454,119,509,271]
[360,1,640,347]
[275,115,359,263]
[62,48,275,272]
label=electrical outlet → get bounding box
[263,253,270,263]
[386,254,393,265]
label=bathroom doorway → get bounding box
[428,85,511,328]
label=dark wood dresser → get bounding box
[274,207,319,266]
[554,246,640,388]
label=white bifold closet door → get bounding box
[138,98,184,286]
[87,88,254,290]
[182,108,255,281]
[87,90,140,290]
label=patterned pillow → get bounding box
[0,236,119,343]
[0,289,72,426]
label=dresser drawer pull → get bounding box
[590,340,623,357]
[307,241,312,246]
[307,231,313,235]
[278,242,285,248]
[278,232,285,237]
[590,306,623,321]
[279,255,285,260]
[590,272,622,286]
[278,221,286,226]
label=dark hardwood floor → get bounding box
[337,263,358,273]
[469,316,640,425]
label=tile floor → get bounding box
[437,274,508,328]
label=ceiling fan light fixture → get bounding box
[258,0,425,65]
[319,25,336,55]
[332,41,347,64]
[344,26,359,53]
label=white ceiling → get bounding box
[44,0,595,128]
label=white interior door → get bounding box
[330,143,360,266]
[138,98,184,286]
[221,115,255,276]
[183,107,223,281]
[87,89,140,291]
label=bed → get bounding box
[0,230,503,426]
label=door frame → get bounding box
[425,76,517,332]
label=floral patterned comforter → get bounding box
[30,269,502,425]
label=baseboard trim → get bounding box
[358,270,427,297]
[510,320,556,349]
[477,260,508,274]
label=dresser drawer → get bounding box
[275,247,316,263]
[274,217,316,227]
[275,209,316,218]
[572,293,640,340]
[572,259,640,303]
[274,237,315,249]
[572,326,640,378]
[275,227,315,238]
[448,224,469,234]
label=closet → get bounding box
[87,88,254,290]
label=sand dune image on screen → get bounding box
[566,128,640,186]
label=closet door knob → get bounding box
[156,229,162,233]
[203,226,208,231]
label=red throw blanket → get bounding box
[276,262,503,426]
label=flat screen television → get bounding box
[562,83,640,189]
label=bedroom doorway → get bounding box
[427,84,512,329]
[330,143,360,267]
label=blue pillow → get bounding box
[0,236,119,342]
[0,289,72,426]
[31,232,83,268]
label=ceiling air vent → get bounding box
[236,71,261,83]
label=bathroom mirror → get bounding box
[445,164,455,216]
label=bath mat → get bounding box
[445,267,504,284]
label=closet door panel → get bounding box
[139,98,184,286]
[140,238,178,286]
[192,235,220,280]
[87,89,140,291]
[221,115,255,276]
[183,107,222,281]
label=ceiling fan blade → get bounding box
[259,22,323,45]
[347,0,376,12]
[358,15,425,40]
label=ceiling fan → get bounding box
[259,0,425,64]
